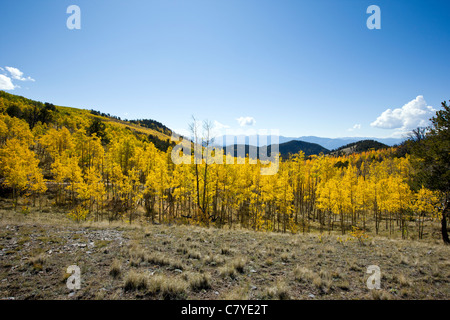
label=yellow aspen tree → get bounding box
[0,138,42,209]
[413,187,440,239]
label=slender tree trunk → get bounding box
[441,204,449,244]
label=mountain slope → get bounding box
[329,139,389,156]
[224,139,329,159]
[0,91,174,151]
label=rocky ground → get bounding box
[0,209,449,300]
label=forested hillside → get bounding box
[224,140,329,159]
[0,91,444,240]
[329,140,389,156]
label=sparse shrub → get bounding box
[146,275,164,294]
[221,247,232,255]
[146,252,168,265]
[146,252,184,270]
[189,273,211,291]
[280,252,289,262]
[124,270,148,291]
[336,279,350,290]
[21,206,30,216]
[394,273,411,287]
[371,289,392,300]
[349,226,369,245]
[431,265,441,278]
[187,250,202,260]
[177,246,188,254]
[318,270,332,292]
[28,254,46,266]
[204,254,224,266]
[264,282,290,300]
[231,256,247,273]
[160,278,188,300]
[294,266,315,282]
[318,233,324,243]
[224,285,249,299]
[265,257,273,266]
[312,276,322,289]
[219,264,237,279]
[399,255,410,265]
[129,247,146,266]
[110,259,122,278]
[28,254,46,272]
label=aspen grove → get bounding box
[0,92,443,240]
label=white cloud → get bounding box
[171,128,191,139]
[348,124,361,131]
[213,120,229,130]
[211,121,230,139]
[5,66,35,82]
[0,75,15,90]
[371,96,435,131]
[236,116,256,127]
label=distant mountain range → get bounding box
[224,140,329,159]
[214,135,405,150]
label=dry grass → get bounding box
[187,250,202,260]
[223,285,250,299]
[219,264,237,279]
[394,273,411,287]
[27,254,47,272]
[187,272,212,291]
[124,270,148,292]
[0,206,449,300]
[146,252,184,270]
[230,256,247,273]
[109,259,122,279]
[371,289,393,300]
[263,281,290,300]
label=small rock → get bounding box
[308,294,315,298]
[214,291,219,295]
[174,269,183,273]
[250,269,257,273]
[68,292,75,298]
[251,286,257,290]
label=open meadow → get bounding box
[1,198,448,300]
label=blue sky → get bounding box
[1,0,449,138]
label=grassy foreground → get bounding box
[0,205,449,300]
